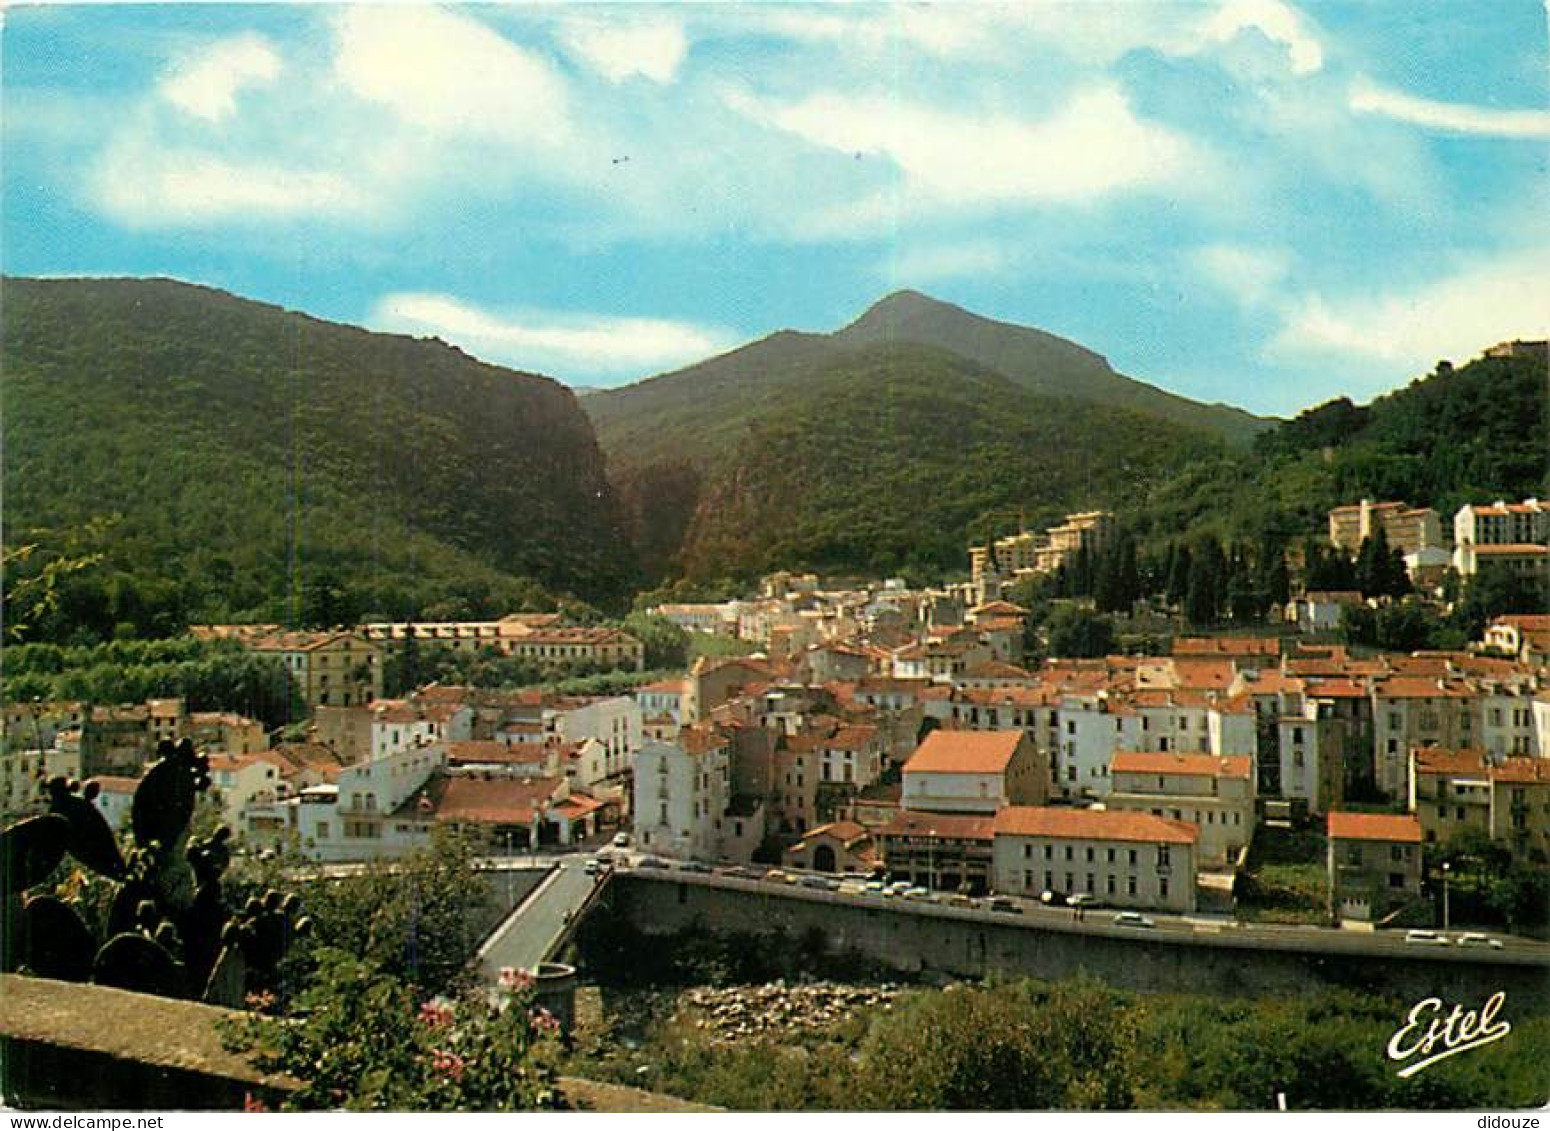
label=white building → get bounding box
[207,753,283,833]
[901,729,1045,814]
[632,729,732,861]
[294,742,445,861]
[1107,751,1255,866]
[991,806,1198,912]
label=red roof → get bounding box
[877,811,994,841]
[905,730,1024,775]
[446,741,546,765]
[419,775,564,825]
[1111,751,1252,779]
[992,806,1197,845]
[1327,811,1422,843]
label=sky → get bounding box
[3,1,1547,417]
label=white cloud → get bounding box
[726,84,1207,208]
[884,241,1010,284]
[558,17,687,84]
[372,292,737,377]
[332,7,568,143]
[1193,244,1291,307]
[1350,78,1550,140]
[1268,247,1550,367]
[159,32,280,122]
[93,139,364,226]
[1197,0,1323,75]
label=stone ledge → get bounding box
[0,973,298,1110]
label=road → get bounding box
[618,865,1550,966]
[475,857,606,979]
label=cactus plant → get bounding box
[0,737,305,1006]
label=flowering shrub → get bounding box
[223,948,563,1111]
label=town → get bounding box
[6,493,1546,938]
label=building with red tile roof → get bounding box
[990,805,1197,912]
[1327,810,1423,924]
[901,729,1046,815]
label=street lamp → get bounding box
[1441,861,1451,931]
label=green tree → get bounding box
[1048,606,1116,659]
[225,949,562,1111]
[1165,542,1191,608]
[1185,536,1226,626]
[297,828,496,997]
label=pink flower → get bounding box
[529,1007,561,1035]
[498,966,534,992]
[431,1048,466,1082]
[243,1092,270,1113]
[418,1000,455,1030]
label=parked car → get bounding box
[864,880,887,896]
[720,865,755,879]
[904,886,931,900]
[1404,929,1451,946]
[1068,893,1099,909]
[637,855,669,870]
[1455,932,1505,950]
[612,832,633,848]
[677,860,711,874]
[800,874,833,890]
[584,858,604,876]
[887,881,913,896]
[1040,890,1066,906]
[988,896,1021,914]
[1112,911,1156,929]
[764,868,794,884]
[950,894,980,909]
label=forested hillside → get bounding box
[614,342,1226,581]
[2,277,639,643]
[587,291,1267,582]
[1129,348,1549,550]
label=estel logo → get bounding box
[1385,991,1511,1079]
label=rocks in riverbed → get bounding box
[671,980,899,1044]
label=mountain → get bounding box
[2,277,639,640]
[585,291,1269,581]
[834,291,1270,445]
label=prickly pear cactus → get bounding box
[0,736,305,1007]
[44,777,125,880]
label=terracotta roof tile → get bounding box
[1111,751,1253,778]
[992,806,1197,845]
[905,730,1024,774]
[1327,811,1422,843]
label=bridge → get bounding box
[474,858,612,980]
[600,868,1550,1012]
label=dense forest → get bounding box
[2,277,640,644]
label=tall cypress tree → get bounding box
[1166,543,1192,608]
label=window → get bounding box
[1064,845,1074,861]
[1128,849,1138,865]
[1389,872,1405,888]
[1107,874,1116,894]
[1106,848,1116,863]
[1390,845,1404,862]
[1085,846,1095,862]
[1160,877,1169,899]
[1045,871,1054,890]
[1157,845,1171,868]
[1127,875,1137,896]
[1044,844,1053,860]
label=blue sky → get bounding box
[4,2,1546,416]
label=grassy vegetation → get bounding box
[1237,826,1328,924]
[562,973,1550,1111]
